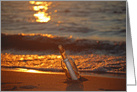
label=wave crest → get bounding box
[1,33,126,55]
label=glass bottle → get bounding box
[58,45,80,80]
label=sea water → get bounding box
[1,1,126,78]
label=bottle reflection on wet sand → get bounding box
[64,77,88,91]
[66,81,84,91]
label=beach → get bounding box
[1,70,126,91]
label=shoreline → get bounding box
[1,67,126,79]
[1,70,126,91]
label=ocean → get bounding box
[1,1,126,78]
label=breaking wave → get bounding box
[1,53,126,75]
[1,33,126,55]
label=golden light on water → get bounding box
[33,6,48,11]
[1,53,62,62]
[1,53,62,69]
[19,33,55,38]
[33,11,50,23]
[1,53,126,75]
[18,33,73,39]
[29,1,35,4]
[29,1,52,23]
[1,53,64,74]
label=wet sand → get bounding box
[1,70,126,91]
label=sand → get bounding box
[1,70,126,91]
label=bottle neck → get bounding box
[58,45,68,60]
[61,52,68,60]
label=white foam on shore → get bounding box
[1,53,126,75]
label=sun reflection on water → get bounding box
[18,33,56,38]
[1,53,126,75]
[29,1,52,23]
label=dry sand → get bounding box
[1,70,126,91]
